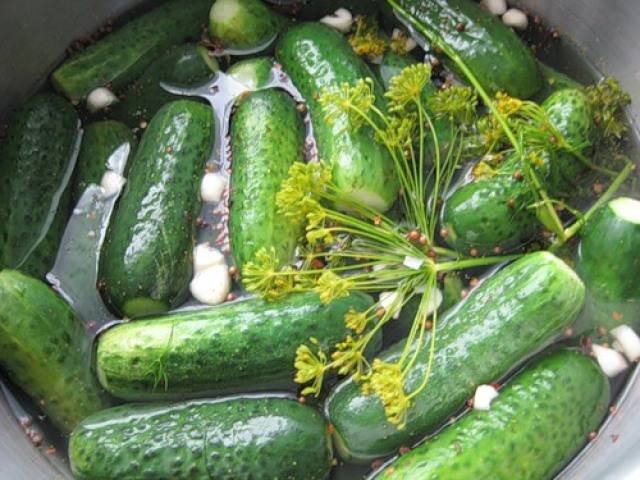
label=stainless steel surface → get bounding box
[0,0,639,478]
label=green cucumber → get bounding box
[230,88,304,271]
[99,100,214,318]
[576,197,640,330]
[388,0,542,98]
[375,349,610,479]
[0,270,110,434]
[69,396,332,480]
[276,22,399,212]
[52,0,211,101]
[326,251,585,463]
[227,57,274,90]
[96,291,373,400]
[0,93,79,278]
[534,61,582,103]
[209,0,288,50]
[72,120,136,202]
[111,43,219,127]
[442,88,594,255]
[375,51,417,91]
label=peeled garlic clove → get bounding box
[610,325,640,362]
[87,87,118,113]
[193,244,226,273]
[320,8,353,33]
[592,344,629,377]
[100,170,126,198]
[201,172,226,203]
[473,384,499,411]
[190,265,231,305]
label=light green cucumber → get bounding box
[326,252,585,463]
[70,396,333,480]
[375,349,610,479]
[52,0,211,101]
[276,22,399,212]
[230,88,304,271]
[0,270,110,434]
[0,93,79,278]
[96,291,374,400]
[99,100,214,318]
[227,57,274,90]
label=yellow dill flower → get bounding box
[376,115,416,149]
[331,335,368,378]
[390,29,413,56]
[242,247,296,301]
[429,85,478,125]
[364,359,411,427]
[319,79,375,132]
[276,162,332,225]
[344,308,370,334]
[315,270,354,304]
[306,227,335,246]
[495,92,523,116]
[349,16,387,60]
[385,63,432,112]
[294,339,328,397]
[472,160,497,180]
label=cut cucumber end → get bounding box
[122,297,170,318]
[210,0,242,30]
[610,197,640,224]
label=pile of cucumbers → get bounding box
[0,0,637,479]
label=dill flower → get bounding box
[332,335,368,378]
[319,79,375,132]
[242,247,296,301]
[294,339,328,397]
[429,85,478,125]
[348,16,387,60]
[315,270,354,304]
[386,63,432,112]
[276,162,331,224]
[344,308,370,334]
[364,359,411,427]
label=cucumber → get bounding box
[51,0,211,101]
[227,57,274,90]
[576,197,640,330]
[230,89,304,271]
[72,120,136,202]
[99,100,214,318]
[276,23,399,212]
[209,0,288,50]
[325,251,585,463]
[442,88,594,255]
[375,349,610,480]
[534,61,582,103]
[375,51,416,91]
[96,292,374,400]
[0,270,110,434]
[69,396,332,480]
[388,0,543,99]
[0,93,79,278]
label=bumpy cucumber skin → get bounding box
[390,0,542,99]
[377,349,610,480]
[0,93,78,278]
[576,199,640,330]
[70,396,333,480]
[96,292,373,400]
[0,270,110,434]
[73,120,136,202]
[326,252,585,463]
[111,43,218,127]
[209,0,287,50]
[99,100,214,318]
[227,57,274,90]
[442,88,594,255]
[276,23,399,212]
[230,89,304,271]
[51,0,211,101]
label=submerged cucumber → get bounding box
[388,0,543,98]
[99,100,214,318]
[110,43,219,127]
[230,88,305,271]
[376,349,610,479]
[52,0,211,101]
[209,0,288,50]
[442,88,594,255]
[227,57,274,90]
[0,93,79,278]
[96,292,374,400]
[326,252,585,463]
[276,23,399,212]
[70,396,333,480]
[0,270,110,434]
[72,120,136,202]
[576,197,640,330]
[534,61,582,103]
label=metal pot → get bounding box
[0,1,638,478]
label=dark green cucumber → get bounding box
[96,292,374,400]
[0,93,79,278]
[230,89,304,271]
[99,100,214,318]
[111,43,219,127]
[72,120,136,202]
[0,270,110,434]
[375,349,610,479]
[69,396,332,480]
[442,88,594,255]
[52,0,211,101]
[326,252,585,463]
[227,57,274,90]
[388,0,543,98]
[576,197,640,330]
[276,23,399,212]
[209,0,288,50]
[534,61,582,103]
